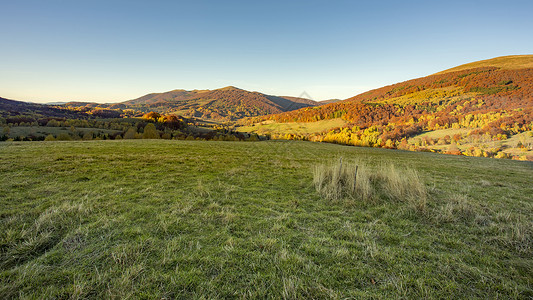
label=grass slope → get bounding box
[236,118,347,136]
[412,129,533,157]
[1,140,532,298]
[374,86,478,106]
[435,55,533,75]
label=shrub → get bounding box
[446,144,462,155]
[56,133,73,141]
[123,127,137,139]
[82,131,94,140]
[142,123,160,139]
[496,151,510,159]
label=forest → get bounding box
[0,108,263,143]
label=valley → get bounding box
[3,1,532,298]
[4,56,533,159]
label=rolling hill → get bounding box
[241,55,533,160]
[120,86,318,121]
[1,86,322,124]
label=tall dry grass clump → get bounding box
[312,159,372,202]
[379,164,427,211]
[313,158,427,211]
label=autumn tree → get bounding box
[143,112,161,122]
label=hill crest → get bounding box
[434,55,533,75]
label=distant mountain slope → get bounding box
[121,86,318,121]
[318,99,341,105]
[0,97,129,126]
[277,96,319,106]
[0,97,89,123]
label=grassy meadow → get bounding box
[411,129,533,158]
[0,140,532,299]
[236,118,347,136]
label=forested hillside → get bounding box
[0,97,91,124]
[120,86,317,121]
[242,56,533,160]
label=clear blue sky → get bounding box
[1,0,532,103]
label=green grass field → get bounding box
[1,140,532,299]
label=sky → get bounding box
[1,0,532,103]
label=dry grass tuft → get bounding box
[437,193,477,223]
[379,164,427,212]
[480,179,491,187]
[497,216,533,254]
[312,159,372,202]
[508,222,532,254]
[313,159,427,211]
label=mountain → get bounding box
[243,55,533,159]
[254,55,533,123]
[120,86,318,121]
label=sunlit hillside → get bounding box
[242,56,533,160]
[434,55,533,75]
